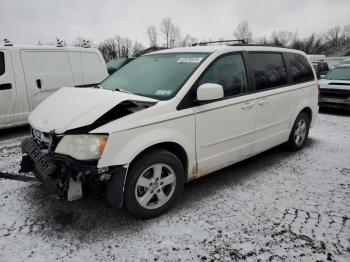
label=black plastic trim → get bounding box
[105,166,127,208]
[75,83,100,88]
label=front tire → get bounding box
[287,112,310,151]
[124,150,185,219]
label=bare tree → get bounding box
[255,36,269,45]
[179,34,198,47]
[161,17,172,48]
[132,42,144,57]
[146,26,158,47]
[233,20,253,44]
[98,38,117,61]
[271,30,293,47]
[327,26,342,46]
[344,24,350,39]
[160,17,180,48]
[114,35,132,57]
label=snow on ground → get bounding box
[0,111,349,262]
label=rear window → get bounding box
[250,53,287,91]
[286,53,314,83]
[0,52,5,76]
[324,66,350,80]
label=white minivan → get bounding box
[0,45,108,129]
[20,45,318,218]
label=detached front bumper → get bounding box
[20,138,127,207]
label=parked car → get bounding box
[339,59,350,65]
[312,61,329,79]
[319,64,350,110]
[0,45,108,129]
[20,45,318,218]
[106,57,135,75]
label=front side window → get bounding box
[100,53,209,99]
[0,52,5,76]
[250,53,287,91]
[324,66,350,80]
[287,53,314,83]
[198,54,247,97]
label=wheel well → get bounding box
[129,142,188,174]
[300,107,312,122]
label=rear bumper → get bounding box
[20,138,127,207]
[319,97,350,110]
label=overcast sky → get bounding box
[1,0,349,47]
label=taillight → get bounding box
[317,84,320,96]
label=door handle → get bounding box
[36,79,42,89]
[258,98,268,105]
[0,83,12,90]
[241,102,254,109]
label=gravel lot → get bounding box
[0,111,349,262]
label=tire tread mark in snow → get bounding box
[279,208,350,255]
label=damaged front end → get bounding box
[20,87,158,207]
[20,129,127,207]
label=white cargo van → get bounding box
[0,45,108,129]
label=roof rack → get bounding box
[56,38,64,47]
[192,39,246,46]
[3,39,13,46]
[191,39,279,48]
[82,39,91,48]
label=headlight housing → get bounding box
[55,135,108,160]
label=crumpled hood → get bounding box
[319,79,350,91]
[29,87,158,134]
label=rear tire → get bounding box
[124,150,185,219]
[287,112,310,151]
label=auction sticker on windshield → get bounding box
[177,57,203,63]
[156,90,173,96]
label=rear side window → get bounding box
[198,54,247,97]
[250,53,287,91]
[0,52,5,76]
[286,53,314,83]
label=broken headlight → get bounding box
[55,135,108,160]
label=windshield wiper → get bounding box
[114,88,134,94]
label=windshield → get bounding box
[341,60,350,65]
[106,58,127,70]
[100,52,208,99]
[324,66,350,80]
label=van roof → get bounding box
[0,45,98,52]
[146,45,306,56]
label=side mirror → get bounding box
[320,75,326,79]
[197,83,224,102]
